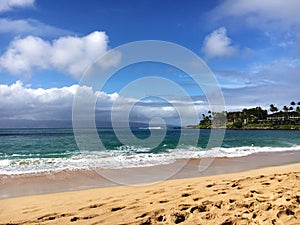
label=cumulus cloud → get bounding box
[0,18,73,37]
[0,81,205,127]
[201,27,237,58]
[0,36,51,74]
[0,31,114,79]
[0,81,75,120]
[0,81,117,121]
[50,31,109,77]
[0,0,34,12]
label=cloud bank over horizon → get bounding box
[0,0,300,127]
[0,81,204,127]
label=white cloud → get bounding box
[202,27,237,58]
[208,0,300,50]
[205,1,300,111]
[0,81,115,120]
[0,81,74,120]
[0,36,51,74]
[50,31,109,78]
[211,0,300,30]
[0,31,113,79]
[0,0,35,12]
[0,81,205,126]
[0,18,73,37]
[218,58,300,111]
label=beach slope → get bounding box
[1,163,300,225]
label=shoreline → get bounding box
[1,150,300,199]
[1,162,300,224]
[184,126,300,130]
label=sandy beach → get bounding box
[1,161,300,224]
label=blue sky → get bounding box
[0,0,300,127]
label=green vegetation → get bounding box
[198,101,300,130]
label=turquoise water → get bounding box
[0,128,299,174]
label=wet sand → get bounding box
[1,151,300,199]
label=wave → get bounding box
[139,126,164,130]
[116,145,152,153]
[0,151,76,160]
[1,145,300,175]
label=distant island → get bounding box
[187,101,300,130]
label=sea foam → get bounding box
[1,145,300,175]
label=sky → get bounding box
[0,0,300,127]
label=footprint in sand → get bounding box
[193,197,200,202]
[36,213,74,222]
[111,206,126,211]
[136,212,148,219]
[178,203,191,211]
[206,183,215,188]
[79,203,104,211]
[190,204,207,213]
[172,212,187,224]
[70,214,99,222]
[181,193,191,197]
[156,214,166,222]
[145,189,165,194]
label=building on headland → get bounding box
[267,112,300,123]
[198,107,300,130]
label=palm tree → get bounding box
[290,101,296,112]
[269,104,278,113]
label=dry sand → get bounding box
[1,163,300,225]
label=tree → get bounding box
[199,113,211,128]
[270,104,278,113]
[207,111,212,118]
[283,106,289,112]
[290,101,296,112]
[298,102,300,106]
[233,121,243,128]
[296,106,300,113]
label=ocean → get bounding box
[0,128,300,175]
